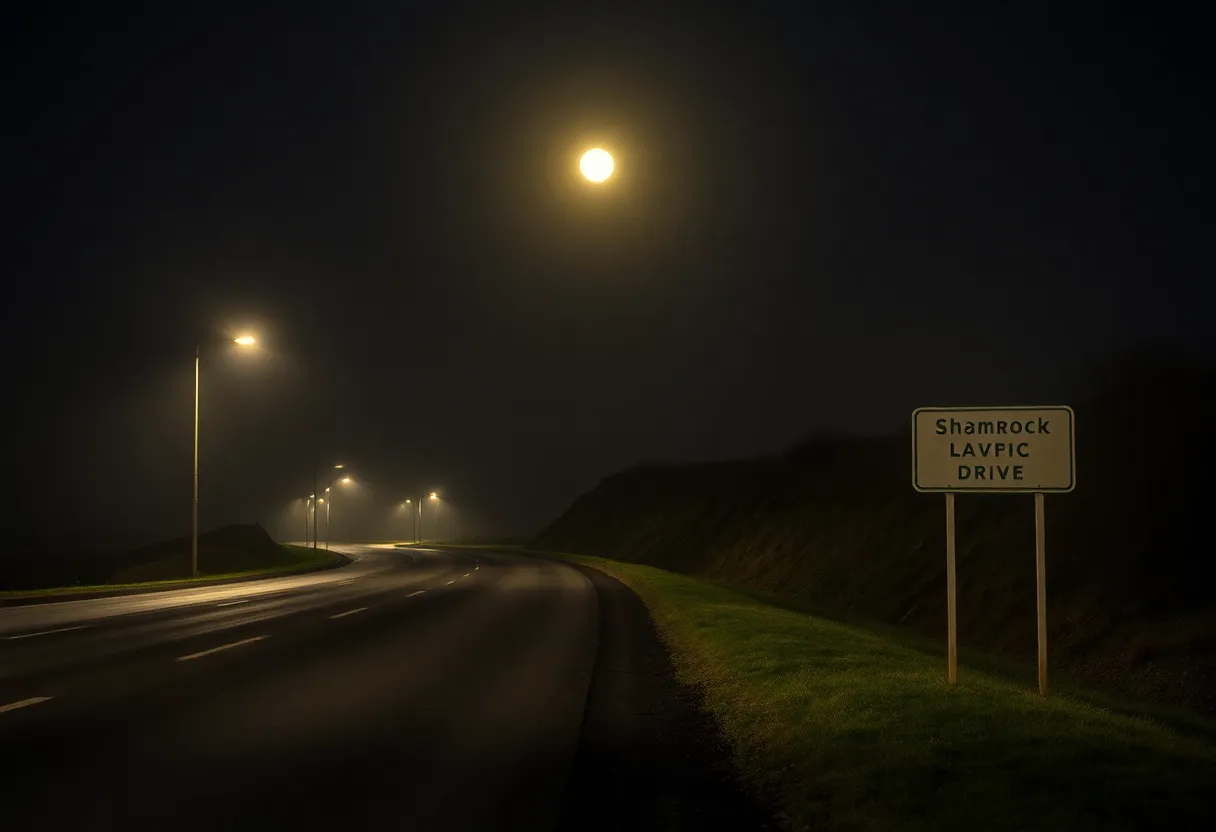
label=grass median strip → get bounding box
[532,550,1216,832]
[0,545,344,601]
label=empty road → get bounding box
[0,545,772,831]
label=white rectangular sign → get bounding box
[912,406,1075,492]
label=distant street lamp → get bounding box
[315,468,354,549]
[303,495,314,545]
[433,494,461,543]
[421,492,438,543]
[416,491,461,543]
[193,334,258,579]
[400,499,413,542]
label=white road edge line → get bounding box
[0,696,52,714]
[216,599,249,607]
[329,607,368,619]
[474,565,480,571]
[462,572,470,577]
[176,636,266,662]
[406,590,426,597]
[6,625,91,640]
[445,580,455,586]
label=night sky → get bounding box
[6,1,1211,546]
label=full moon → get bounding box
[579,148,614,183]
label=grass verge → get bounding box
[527,548,1216,832]
[0,544,343,600]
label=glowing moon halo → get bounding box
[579,148,614,182]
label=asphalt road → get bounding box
[0,545,774,831]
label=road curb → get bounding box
[0,551,354,607]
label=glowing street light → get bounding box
[192,333,259,579]
[579,148,614,183]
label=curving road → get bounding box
[0,545,772,831]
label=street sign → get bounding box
[912,406,1075,493]
[911,404,1077,698]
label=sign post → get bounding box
[945,492,958,685]
[912,406,1075,695]
[1035,492,1048,696]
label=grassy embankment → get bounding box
[0,524,343,598]
[530,548,1216,832]
[536,355,1216,714]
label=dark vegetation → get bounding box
[537,348,1216,714]
[0,524,303,591]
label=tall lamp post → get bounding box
[310,465,352,550]
[400,499,413,543]
[419,492,438,543]
[325,487,332,549]
[417,491,460,543]
[193,334,257,579]
[432,494,460,542]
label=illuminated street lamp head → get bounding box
[233,335,256,346]
[579,148,614,183]
[429,492,438,499]
[341,477,352,484]
[404,499,411,504]
[334,464,345,469]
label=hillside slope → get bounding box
[107,523,297,583]
[537,355,1216,713]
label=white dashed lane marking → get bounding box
[6,625,90,640]
[329,607,368,620]
[0,697,52,714]
[176,636,267,662]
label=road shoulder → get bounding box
[556,560,781,831]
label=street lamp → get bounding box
[421,492,438,543]
[312,463,349,550]
[192,334,258,579]
[315,468,354,550]
[414,491,452,543]
[431,493,461,543]
[403,501,418,544]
